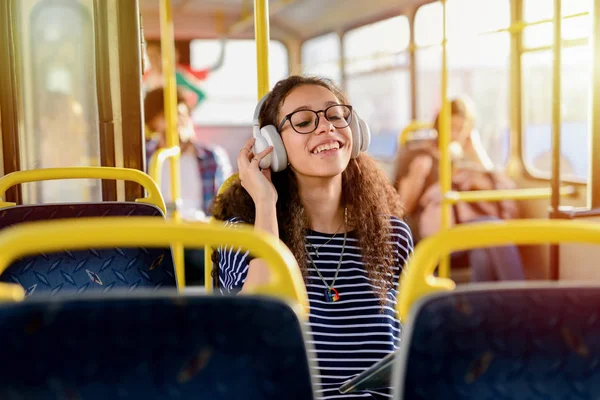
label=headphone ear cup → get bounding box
[349,111,363,158]
[256,125,287,172]
[358,118,371,153]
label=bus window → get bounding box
[415,0,511,168]
[189,39,288,125]
[18,0,101,203]
[301,32,342,85]
[343,16,411,165]
[522,47,590,181]
[521,0,591,181]
[524,0,591,22]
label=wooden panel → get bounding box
[93,0,118,201]
[0,0,22,204]
[117,0,145,201]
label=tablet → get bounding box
[338,351,397,394]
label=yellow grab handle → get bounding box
[399,122,434,146]
[148,146,181,189]
[0,217,308,318]
[398,219,600,321]
[0,167,166,214]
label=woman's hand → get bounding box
[237,138,277,206]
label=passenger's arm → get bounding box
[396,154,433,214]
[235,137,279,292]
[240,200,278,292]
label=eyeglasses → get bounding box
[278,104,353,134]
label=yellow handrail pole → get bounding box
[438,0,452,279]
[159,0,185,289]
[446,186,577,203]
[201,1,270,293]
[549,0,562,280]
[254,0,270,98]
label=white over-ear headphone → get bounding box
[252,93,372,172]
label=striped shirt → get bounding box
[217,216,413,399]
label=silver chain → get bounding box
[305,208,347,290]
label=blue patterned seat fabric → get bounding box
[397,286,600,399]
[0,247,176,296]
[0,293,316,400]
[0,202,164,229]
[0,203,176,296]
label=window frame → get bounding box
[519,0,592,184]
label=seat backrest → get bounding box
[0,202,164,229]
[0,293,316,400]
[0,203,176,296]
[394,284,600,400]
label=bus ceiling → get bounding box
[138,0,428,41]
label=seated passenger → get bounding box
[393,97,525,282]
[144,88,233,286]
[211,75,413,399]
[144,87,233,220]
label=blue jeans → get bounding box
[451,216,525,282]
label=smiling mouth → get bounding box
[311,141,343,155]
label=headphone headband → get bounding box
[253,93,270,130]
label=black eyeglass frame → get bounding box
[277,104,354,134]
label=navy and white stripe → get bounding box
[217,216,413,399]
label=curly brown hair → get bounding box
[210,75,404,304]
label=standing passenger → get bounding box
[144,87,233,285]
[211,75,413,399]
[144,87,233,220]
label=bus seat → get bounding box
[0,292,316,399]
[393,284,600,399]
[0,203,175,296]
[0,202,165,230]
[0,246,176,296]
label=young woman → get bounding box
[211,75,413,399]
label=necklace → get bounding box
[306,219,344,258]
[306,208,347,303]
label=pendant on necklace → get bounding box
[324,287,340,303]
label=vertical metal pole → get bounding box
[438,0,452,279]
[254,0,270,98]
[159,0,185,289]
[549,0,562,280]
